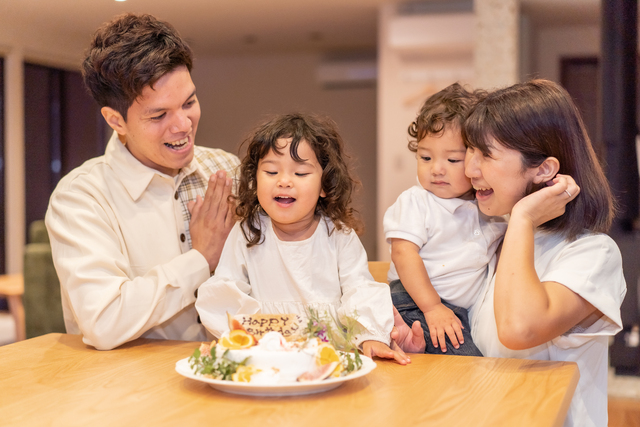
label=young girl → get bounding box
[393,80,626,426]
[196,113,408,364]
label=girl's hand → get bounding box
[423,303,464,352]
[362,340,411,365]
[511,173,580,228]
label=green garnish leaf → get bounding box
[303,308,364,375]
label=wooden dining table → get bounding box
[0,333,579,427]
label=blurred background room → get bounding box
[0,1,639,421]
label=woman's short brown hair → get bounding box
[463,79,616,240]
[82,13,193,120]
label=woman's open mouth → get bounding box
[474,186,494,199]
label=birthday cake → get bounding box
[188,311,362,384]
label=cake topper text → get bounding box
[234,314,304,338]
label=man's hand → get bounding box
[390,306,426,353]
[423,303,464,352]
[188,170,235,272]
[362,340,411,365]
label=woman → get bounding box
[392,79,626,427]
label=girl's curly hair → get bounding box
[236,113,362,247]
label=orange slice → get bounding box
[219,329,256,349]
[231,365,261,382]
[315,344,344,377]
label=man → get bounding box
[45,13,239,350]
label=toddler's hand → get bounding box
[390,306,426,354]
[362,340,411,365]
[423,303,463,352]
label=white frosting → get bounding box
[255,331,291,351]
[215,332,320,383]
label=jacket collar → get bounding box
[104,131,199,201]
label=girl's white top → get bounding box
[196,215,394,346]
[470,231,626,427]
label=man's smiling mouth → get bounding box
[164,137,189,149]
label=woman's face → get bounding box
[464,138,539,216]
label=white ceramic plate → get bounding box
[175,355,376,396]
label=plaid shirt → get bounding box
[175,146,240,248]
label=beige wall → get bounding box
[376,5,474,261]
[0,6,611,271]
[1,20,379,269]
[190,52,379,256]
[534,24,600,83]
[0,16,83,70]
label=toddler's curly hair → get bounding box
[408,82,486,152]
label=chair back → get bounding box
[23,220,65,338]
[29,219,50,244]
[368,261,390,284]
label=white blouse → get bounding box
[196,215,394,345]
[470,231,626,427]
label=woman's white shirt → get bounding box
[470,231,626,427]
[195,215,394,345]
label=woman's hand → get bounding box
[511,173,580,228]
[423,303,464,352]
[362,340,411,365]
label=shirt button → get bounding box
[474,230,481,236]
[197,316,201,324]
[174,191,179,200]
[194,289,198,298]
[180,233,186,242]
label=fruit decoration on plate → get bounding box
[188,309,364,384]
